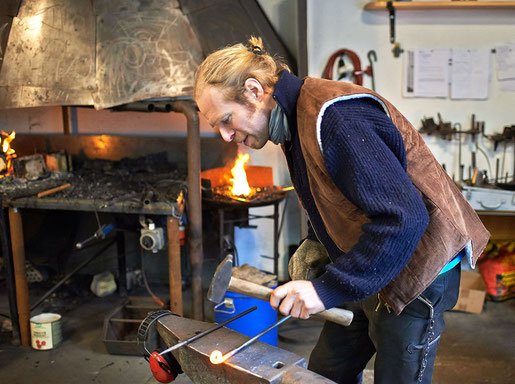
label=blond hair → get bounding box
[194,36,290,105]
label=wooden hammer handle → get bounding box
[229,277,353,327]
[37,183,71,198]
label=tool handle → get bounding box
[37,183,71,198]
[228,277,353,327]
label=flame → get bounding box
[1,130,16,177]
[230,152,251,196]
[209,350,225,365]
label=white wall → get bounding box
[242,0,515,277]
[307,0,515,181]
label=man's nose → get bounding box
[219,127,235,142]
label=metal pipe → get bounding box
[153,102,173,112]
[169,99,204,321]
[112,103,155,112]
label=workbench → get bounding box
[1,182,185,348]
[0,133,237,347]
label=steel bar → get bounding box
[213,315,292,364]
[158,306,257,356]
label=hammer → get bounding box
[207,255,353,327]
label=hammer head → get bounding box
[207,254,233,304]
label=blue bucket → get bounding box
[214,291,278,346]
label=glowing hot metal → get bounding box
[209,315,292,365]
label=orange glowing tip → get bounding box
[209,350,224,364]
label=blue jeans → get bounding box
[308,264,461,384]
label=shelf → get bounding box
[364,1,515,11]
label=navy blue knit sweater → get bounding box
[274,72,429,310]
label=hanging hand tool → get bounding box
[208,255,354,326]
[387,1,404,57]
[367,50,378,90]
[321,48,375,89]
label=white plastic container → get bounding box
[30,313,62,350]
[462,186,515,212]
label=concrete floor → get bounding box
[0,274,513,384]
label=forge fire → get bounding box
[0,130,16,177]
[0,137,186,214]
[201,152,292,206]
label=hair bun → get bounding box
[251,45,263,55]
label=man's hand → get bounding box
[270,280,325,319]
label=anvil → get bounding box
[156,314,336,384]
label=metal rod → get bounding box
[30,240,116,311]
[159,306,258,356]
[216,315,292,364]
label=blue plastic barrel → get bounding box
[214,291,278,346]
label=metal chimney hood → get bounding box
[0,0,294,110]
[0,0,203,109]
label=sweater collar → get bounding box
[272,71,303,128]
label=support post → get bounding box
[8,208,30,346]
[0,205,20,344]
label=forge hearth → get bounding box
[201,165,290,208]
[205,184,289,207]
[200,164,291,275]
[1,152,186,215]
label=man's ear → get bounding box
[244,78,264,100]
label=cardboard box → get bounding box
[453,271,487,314]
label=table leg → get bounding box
[8,208,30,347]
[0,206,20,344]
